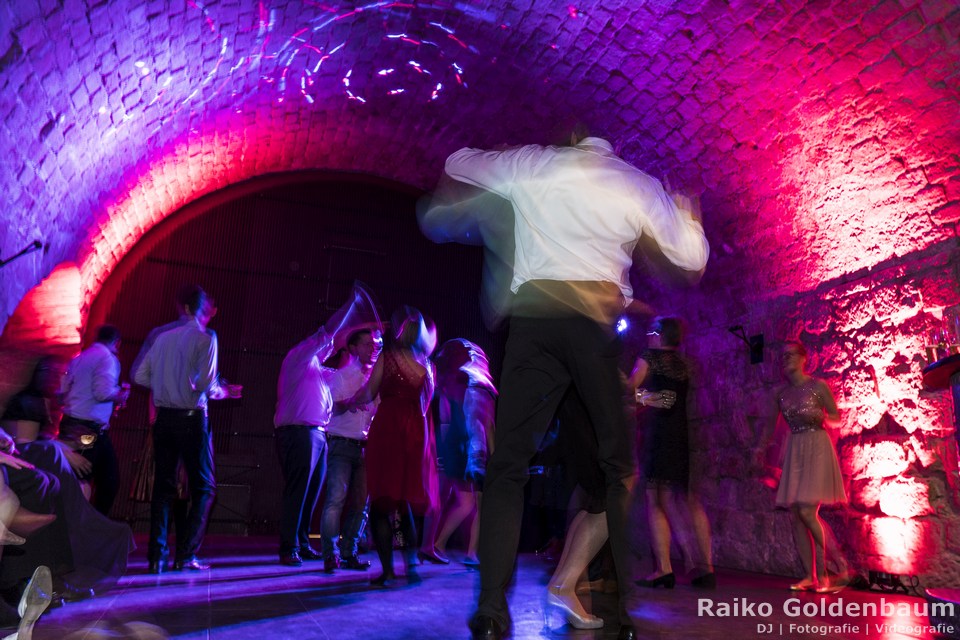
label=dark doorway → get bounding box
[88,171,498,534]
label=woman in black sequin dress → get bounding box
[631,317,714,589]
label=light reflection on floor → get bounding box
[28,536,949,639]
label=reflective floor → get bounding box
[28,536,950,639]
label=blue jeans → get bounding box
[320,437,368,560]
[276,426,327,554]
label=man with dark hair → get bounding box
[318,328,382,572]
[59,324,130,515]
[421,129,709,640]
[273,289,380,568]
[132,285,239,573]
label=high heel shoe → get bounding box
[789,579,816,592]
[6,565,52,640]
[417,549,449,565]
[691,572,716,589]
[635,572,675,589]
[543,587,604,630]
[815,580,843,594]
[0,525,25,546]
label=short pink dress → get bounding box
[775,379,847,507]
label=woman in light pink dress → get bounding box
[774,341,846,593]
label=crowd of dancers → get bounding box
[0,125,858,640]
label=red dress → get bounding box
[365,348,438,514]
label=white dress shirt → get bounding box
[132,316,219,411]
[273,330,337,428]
[444,137,709,301]
[326,359,379,440]
[61,342,121,426]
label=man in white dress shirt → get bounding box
[274,287,381,567]
[318,328,381,573]
[420,125,710,640]
[133,285,237,574]
[59,324,130,516]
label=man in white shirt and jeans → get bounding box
[273,286,380,568]
[319,328,381,573]
[421,126,710,640]
[60,324,130,516]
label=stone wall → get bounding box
[0,0,958,583]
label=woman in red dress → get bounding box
[349,306,438,586]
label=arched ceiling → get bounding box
[0,0,957,330]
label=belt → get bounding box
[62,415,105,429]
[328,434,366,448]
[156,407,204,417]
[276,424,324,432]
[61,415,106,435]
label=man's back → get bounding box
[62,343,118,422]
[133,319,216,410]
[444,138,708,298]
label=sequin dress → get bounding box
[775,379,847,507]
[365,349,438,514]
[640,349,691,488]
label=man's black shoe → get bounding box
[470,615,503,639]
[617,625,638,640]
[323,556,339,573]
[299,546,323,560]
[173,556,211,571]
[341,555,371,570]
[280,552,303,567]
[148,560,167,574]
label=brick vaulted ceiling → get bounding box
[0,0,958,330]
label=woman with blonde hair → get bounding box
[772,340,847,593]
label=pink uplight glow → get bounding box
[878,478,931,519]
[868,517,929,575]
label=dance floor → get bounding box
[31,536,946,639]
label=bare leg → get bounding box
[466,492,481,560]
[686,492,714,574]
[419,506,441,556]
[645,485,673,578]
[821,516,850,578]
[549,511,608,591]
[796,503,827,584]
[435,485,477,555]
[547,510,607,625]
[789,505,815,588]
[419,480,449,562]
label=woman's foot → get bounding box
[0,525,25,546]
[636,571,675,589]
[16,565,52,640]
[789,578,817,591]
[575,578,618,595]
[416,548,449,565]
[463,556,480,569]
[691,571,717,589]
[815,578,843,594]
[545,586,603,630]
